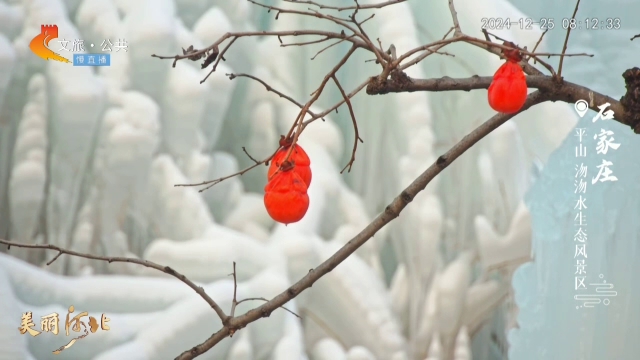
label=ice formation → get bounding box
[508,116,640,360]
[0,0,636,359]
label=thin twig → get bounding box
[0,239,229,323]
[448,0,462,35]
[482,28,491,42]
[311,35,355,60]
[176,160,264,192]
[281,36,333,47]
[376,37,385,54]
[482,30,512,44]
[331,75,363,173]
[230,262,237,311]
[232,73,367,128]
[442,27,454,40]
[227,73,322,120]
[242,147,260,164]
[358,13,376,26]
[350,0,373,48]
[557,0,581,78]
[631,34,640,41]
[283,0,406,11]
[235,298,301,318]
[302,79,370,127]
[395,27,457,70]
[228,262,238,336]
[530,29,548,64]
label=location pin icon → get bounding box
[575,100,589,118]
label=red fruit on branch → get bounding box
[264,168,310,224]
[268,144,312,187]
[488,60,528,114]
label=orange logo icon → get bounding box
[29,25,71,63]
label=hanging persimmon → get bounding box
[268,143,312,187]
[488,44,528,114]
[488,61,527,113]
[264,167,310,224]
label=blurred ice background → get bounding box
[0,0,638,359]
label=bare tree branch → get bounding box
[174,90,550,359]
[365,73,631,129]
[0,239,229,323]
